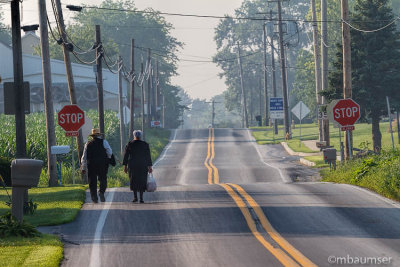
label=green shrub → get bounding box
[322,149,400,201]
[0,212,41,238]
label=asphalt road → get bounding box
[58,128,400,267]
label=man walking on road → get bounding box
[123,130,153,203]
[81,128,113,203]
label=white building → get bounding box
[0,34,128,113]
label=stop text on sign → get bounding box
[334,107,359,119]
[59,113,84,124]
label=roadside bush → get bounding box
[322,149,400,201]
[0,212,41,238]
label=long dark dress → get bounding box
[122,140,153,191]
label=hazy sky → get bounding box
[1,0,243,100]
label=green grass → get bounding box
[304,156,330,168]
[252,122,400,152]
[0,234,63,267]
[321,150,400,201]
[287,139,316,153]
[0,186,85,267]
[0,186,86,226]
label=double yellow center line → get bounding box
[204,128,219,184]
[205,128,316,267]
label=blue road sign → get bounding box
[270,97,284,119]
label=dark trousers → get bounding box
[88,163,107,199]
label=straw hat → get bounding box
[89,128,103,137]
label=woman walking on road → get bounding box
[123,130,153,203]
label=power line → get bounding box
[342,17,399,33]
[79,5,399,24]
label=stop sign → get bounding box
[332,99,360,126]
[58,105,85,132]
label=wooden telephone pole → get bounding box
[38,0,57,186]
[270,10,279,135]
[147,49,152,128]
[118,56,125,157]
[95,25,105,134]
[54,0,84,170]
[262,22,269,126]
[341,0,353,159]
[11,0,26,158]
[236,42,249,128]
[129,39,135,140]
[311,0,323,142]
[321,0,330,146]
[277,0,290,136]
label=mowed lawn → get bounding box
[0,186,86,267]
[252,122,400,151]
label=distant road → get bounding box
[60,128,400,267]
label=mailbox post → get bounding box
[11,159,43,221]
[323,148,337,170]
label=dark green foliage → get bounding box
[0,212,41,238]
[327,0,400,151]
[322,149,400,201]
[0,157,11,186]
[23,199,38,215]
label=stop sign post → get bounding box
[328,99,361,160]
[58,105,85,136]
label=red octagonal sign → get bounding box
[333,99,360,126]
[58,105,85,133]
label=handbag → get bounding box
[146,173,157,192]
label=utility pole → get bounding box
[155,60,160,121]
[236,42,249,128]
[54,0,84,169]
[321,0,330,146]
[162,92,166,128]
[212,100,215,128]
[262,22,269,126]
[129,39,135,140]
[11,0,26,158]
[259,78,262,122]
[311,0,323,142]
[38,0,57,186]
[147,48,152,128]
[277,0,290,136]
[141,61,145,137]
[270,10,278,135]
[341,0,353,159]
[95,25,105,134]
[118,56,125,157]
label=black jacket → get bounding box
[123,140,152,168]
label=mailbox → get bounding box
[323,148,337,161]
[11,159,43,187]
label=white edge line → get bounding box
[341,183,400,208]
[246,129,289,183]
[89,188,116,267]
[154,129,177,167]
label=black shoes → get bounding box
[140,200,144,203]
[99,192,105,202]
[132,198,138,203]
[91,197,98,203]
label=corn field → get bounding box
[0,110,121,165]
